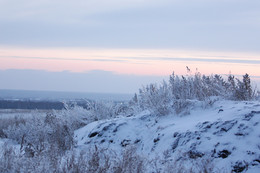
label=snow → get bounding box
[75,100,260,172]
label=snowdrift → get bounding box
[75,100,260,172]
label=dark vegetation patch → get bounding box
[121,139,131,147]
[0,100,65,110]
[188,150,204,159]
[88,132,99,138]
[232,161,248,173]
[218,150,231,159]
[153,137,160,143]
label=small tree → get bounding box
[234,74,253,100]
[243,73,252,100]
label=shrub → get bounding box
[112,146,146,173]
[131,71,258,116]
[3,113,74,157]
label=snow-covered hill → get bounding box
[75,100,260,172]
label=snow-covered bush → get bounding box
[0,144,146,173]
[57,104,92,129]
[59,146,112,173]
[1,99,130,159]
[90,101,116,120]
[138,82,171,116]
[131,71,257,116]
[257,91,260,100]
[0,116,25,138]
[3,113,74,157]
[0,141,228,173]
[112,146,146,173]
[172,99,193,115]
[67,100,128,121]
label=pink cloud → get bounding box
[0,47,259,76]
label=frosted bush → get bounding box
[131,71,258,116]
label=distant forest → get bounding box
[0,100,65,110]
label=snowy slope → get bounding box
[75,100,260,172]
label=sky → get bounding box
[0,0,260,94]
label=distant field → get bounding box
[0,89,132,101]
[0,89,132,111]
[0,109,49,119]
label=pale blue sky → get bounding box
[0,0,259,51]
[0,0,259,93]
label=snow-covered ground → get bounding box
[75,100,260,172]
[0,109,49,119]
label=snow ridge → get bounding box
[75,100,260,172]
